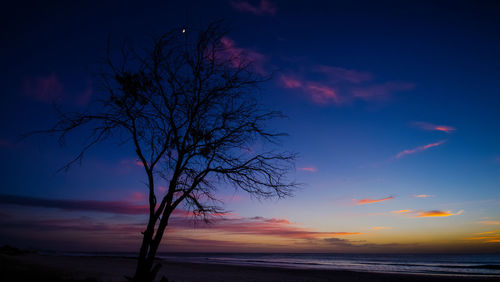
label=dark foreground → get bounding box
[1,254,499,282]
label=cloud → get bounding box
[466,230,500,243]
[356,196,394,205]
[279,65,414,106]
[373,226,392,230]
[392,209,410,213]
[280,75,340,104]
[416,210,463,218]
[312,65,373,84]
[351,82,415,101]
[412,122,455,133]
[280,75,302,88]
[220,37,267,74]
[231,0,277,15]
[169,215,360,239]
[478,221,500,225]
[22,73,63,102]
[305,83,340,104]
[395,140,446,159]
[298,167,317,172]
[0,194,149,215]
[413,194,433,198]
[120,158,144,167]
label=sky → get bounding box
[1,0,500,253]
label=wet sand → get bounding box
[1,254,499,282]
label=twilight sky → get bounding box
[1,0,500,253]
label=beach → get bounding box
[2,253,499,282]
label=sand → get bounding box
[1,253,499,282]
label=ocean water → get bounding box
[54,251,500,277]
[157,253,500,277]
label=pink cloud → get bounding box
[356,196,394,205]
[170,215,360,239]
[306,83,340,104]
[120,158,144,167]
[129,192,146,202]
[413,194,433,198]
[351,82,415,101]
[412,122,455,133]
[279,66,414,106]
[280,75,302,89]
[22,73,63,102]
[395,140,446,159]
[313,65,373,84]
[298,167,317,173]
[231,0,277,15]
[279,75,341,105]
[220,37,267,74]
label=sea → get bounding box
[50,252,500,278]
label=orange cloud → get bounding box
[413,122,456,133]
[357,196,394,205]
[416,210,463,218]
[392,209,410,213]
[373,226,392,230]
[478,220,500,225]
[395,140,446,159]
[465,230,500,243]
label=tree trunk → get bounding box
[132,210,171,282]
[132,223,155,282]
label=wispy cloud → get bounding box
[280,75,340,104]
[413,122,456,133]
[356,196,394,205]
[170,215,360,239]
[415,210,463,218]
[298,167,317,173]
[351,82,415,101]
[230,0,277,15]
[395,140,446,159]
[22,73,63,102]
[279,65,414,106]
[466,230,500,243]
[312,65,373,84]
[413,194,433,198]
[478,220,500,225]
[0,194,148,215]
[220,37,267,74]
[392,209,410,213]
[373,226,392,230]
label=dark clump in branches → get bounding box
[33,22,297,282]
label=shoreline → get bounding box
[1,253,500,282]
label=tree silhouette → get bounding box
[33,22,296,282]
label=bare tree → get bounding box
[32,22,296,282]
